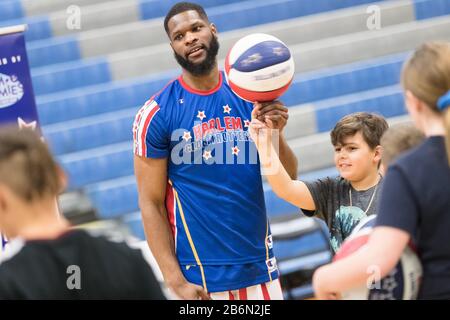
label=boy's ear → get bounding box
[374,145,383,164]
[0,185,10,213]
[0,187,5,212]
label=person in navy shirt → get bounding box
[312,42,450,300]
[133,2,298,300]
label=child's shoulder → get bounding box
[307,175,349,191]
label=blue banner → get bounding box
[0,25,40,252]
[0,26,40,131]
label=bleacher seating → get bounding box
[2,0,450,298]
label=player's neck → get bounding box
[10,198,70,241]
[420,112,446,137]
[182,67,220,91]
[350,170,381,191]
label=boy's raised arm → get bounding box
[249,107,316,211]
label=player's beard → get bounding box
[174,35,219,76]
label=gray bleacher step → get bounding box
[232,14,450,73]
[109,12,450,80]
[48,0,142,38]
[108,0,417,79]
[22,0,111,16]
[79,0,412,61]
[45,0,242,40]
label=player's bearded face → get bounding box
[174,33,219,76]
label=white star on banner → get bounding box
[17,117,37,131]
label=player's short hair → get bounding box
[164,2,209,35]
[0,126,62,202]
[330,112,389,149]
[381,123,425,167]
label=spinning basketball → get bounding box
[225,33,295,102]
[334,215,422,300]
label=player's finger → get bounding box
[260,100,283,107]
[251,104,261,120]
[263,110,289,120]
[266,117,275,129]
[265,114,285,122]
[259,104,288,116]
[198,289,211,300]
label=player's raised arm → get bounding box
[134,155,209,300]
[249,106,315,211]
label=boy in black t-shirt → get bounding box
[250,111,388,253]
[0,127,165,299]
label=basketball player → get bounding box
[312,42,450,300]
[0,127,165,299]
[133,2,298,300]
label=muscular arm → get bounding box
[278,132,298,180]
[134,155,209,299]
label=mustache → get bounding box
[173,35,219,76]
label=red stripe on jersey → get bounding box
[261,283,270,300]
[140,104,160,156]
[228,291,235,300]
[165,182,176,238]
[178,72,223,95]
[133,108,145,153]
[239,288,247,300]
[135,77,176,155]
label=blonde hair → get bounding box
[381,123,425,167]
[401,41,450,165]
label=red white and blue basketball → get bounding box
[224,33,295,103]
[333,215,422,300]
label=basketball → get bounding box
[224,33,295,103]
[333,215,423,300]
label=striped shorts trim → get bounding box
[209,279,283,300]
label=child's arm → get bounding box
[312,226,409,299]
[249,107,315,210]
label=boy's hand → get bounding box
[250,105,272,149]
[254,101,289,132]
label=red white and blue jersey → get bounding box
[133,72,278,292]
